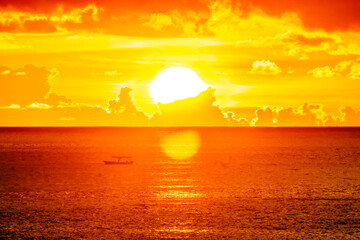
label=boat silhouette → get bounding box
[104,156,133,165]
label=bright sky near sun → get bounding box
[0,0,360,126]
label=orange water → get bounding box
[0,127,359,238]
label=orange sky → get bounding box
[0,0,360,126]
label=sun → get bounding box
[149,67,209,104]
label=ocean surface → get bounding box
[0,127,359,239]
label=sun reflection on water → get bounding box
[151,130,206,235]
[155,226,209,234]
[160,130,200,160]
[154,190,203,199]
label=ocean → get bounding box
[0,127,359,239]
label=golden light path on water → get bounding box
[152,130,207,234]
[160,130,200,160]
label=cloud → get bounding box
[0,64,246,126]
[224,103,360,126]
[333,60,353,73]
[323,115,341,126]
[334,58,360,79]
[0,1,99,12]
[206,1,302,41]
[249,0,360,31]
[168,10,209,37]
[224,111,249,126]
[277,103,324,126]
[1,83,360,126]
[0,85,240,126]
[330,43,360,55]
[0,1,207,14]
[0,4,102,33]
[0,0,358,39]
[151,87,245,126]
[249,60,281,75]
[0,2,208,37]
[250,103,339,126]
[252,107,276,126]
[44,93,72,106]
[349,61,360,79]
[3,0,358,33]
[28,102,51,109]
[106,87,253,126]
[0,64,51,106]
[106,87,149,125]
[277,32,333,59]
[307,66,335,78]
[231,30,335,60]
[0,104,21,109]
[341,106,360,126]
[308,58,360,79]
[143,13,173,31]
[0,63,359,126]
[0,86,247,126]
[222,107,258,122]
[287,35,334,47]
[0,64,69,107]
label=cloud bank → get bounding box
[151,87,229,126]
[252,103,360,126]
[0,0,359,37]
[1,64,360,126]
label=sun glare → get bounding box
[149,67,208,104]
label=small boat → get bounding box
[104,156,133,165]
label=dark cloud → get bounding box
[0,0,98,12]
[0,3,102,34]
[1,0,358,36]
[0,0,207,13]
[249,0,360,31]
[22,19,58,33]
